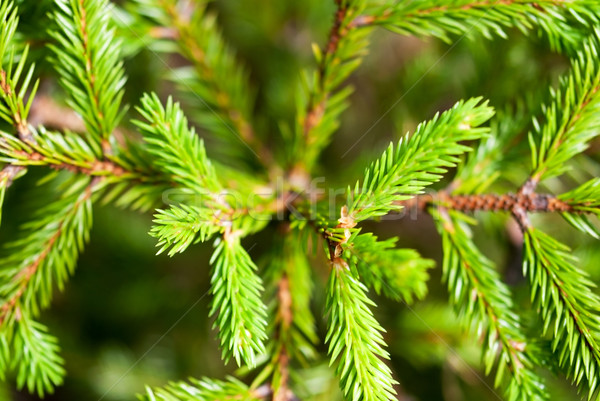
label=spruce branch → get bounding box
[0,126,171,211]
[347,98,494,223]
[369,0,600,50]
[50,0,127,145]
[142,377,267,401]
[292,0,371,172]
[527,28,600,189]
[257,232,318,401]
[452,103,534,195]
[326,257,396,401]
[134,93,222,194]
[433,208,548,401]
[0,311,65,397]
[209,234,268,368]
[0,0,38,143]
[0,176,94,321]
[0,175,97,396]
[133,0,271,167]
[558,178,600,239]
[523,228,600,399]
[342,233,434,303]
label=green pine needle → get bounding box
[50,0,127,141]
[326,258,397,401]
[209,236,268,368]
[434,209,548,401]
[142,377,260,401]
[348,97,494,222]
[524,228,600,398]
[342,233,434,304]
[375,0,600,51]
[529,29,600,182]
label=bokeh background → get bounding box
[2,0,599,400]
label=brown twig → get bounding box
[272,274,292,401]
[400,192,574,214]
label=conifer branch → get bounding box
[0,311,65,397]
[401,192,575,214]
[326,257,396,401]
[433,208,548,401]
[209,234,268,368]
[50,0,127,146]
[258,232,317,400]
[142,377,268,401]
[523,228,600,399]
[342,233,434,303]
[293,0,371,172]
[0,176,95,323]
[527,28,600,189]
[135,93,222,193]
[0,176,97,396]
[0,1,37,143]
[368,0,600,50]
[558,178,600,239]
[347,98,494,224]
[135,0,271,167]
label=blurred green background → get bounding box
[3,0,599,400]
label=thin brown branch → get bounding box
[401,192,574,214]
[11,149,128,177]
[0,164,25,188]
[272,273,293,401]
[301,4,349,143]
[28,94,87,133]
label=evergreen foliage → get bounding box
[1,0,600,400]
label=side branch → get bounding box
[302,4,349,141]
[0,178,97,325]
[401,192,573,213]
[157,0,272,165]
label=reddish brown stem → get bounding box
[402,192,573,213]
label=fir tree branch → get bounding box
[0,175,98,396]
[0,0,38,143]
[0,176,95,323]
[433,208,548,401]
[526,28,600,190]
[0,311,65,397]
[346,98,494,224]
[342,233,434,303]
[0,125,137,176]
[134,93,222,194]
[142,377,267,401]
[368,0,600,50]
[135,0,271,167]
[209,233,268,368]
[558,178,600,238]
[326,257,396,401]
[292,0,371,172]
[523,228,600,399]
[257,231,318,400]
[403,192,574,213]
[50,0,127,147]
